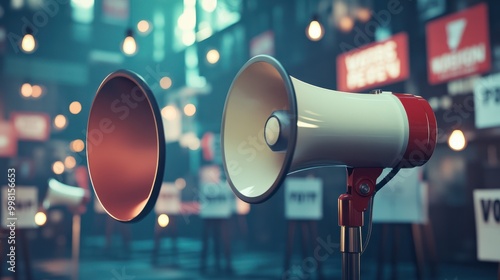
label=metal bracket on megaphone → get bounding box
[338,168,382,280]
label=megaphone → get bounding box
[86,70,165,222]
[221,55,437,203]
[44,178,89,209]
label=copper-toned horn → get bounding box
[87,70,165,222]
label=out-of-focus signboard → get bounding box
[426,3,490,85]
[336,33,409,92]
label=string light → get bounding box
[448,130,467,151]
[122,29,137,56]
[306,17,324,41]
[21,28,36,53]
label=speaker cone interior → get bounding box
[87,70,165,222]
[222,56,298,203]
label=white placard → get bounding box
[473,189,500,262]
[474,72,500,129]
[1,186,38,229]
[199,181,233,219]
[285,178,323,220]
[373,168,428,224]
[155,183,181,214]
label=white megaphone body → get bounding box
[221,55,437,203]
[44,178,88,209]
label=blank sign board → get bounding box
[373,167,428,224]
[1,186,38,229]
[285,178,323,220]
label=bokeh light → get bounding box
[338,16,355,32]
[21,33,36,53]
[356,7,372,22]
[161,105,179,121]
[160,76,172,89]
[20,83,32,97]
[122,30,137,55]
[201,0,217,12]
[31,85,43,98]
[34,212,47,226]
[175,178,186,190]
[64,156,77,169]
[137,20,151,33]
[183,103,196,116]
[448,130,467,151]
[70,139,85,153]
[306,20,324,41]
[69,101,82,114]
[52,161,65,175]
[54,115,67,130]
[157,214,170,228]
[206,49,220,64]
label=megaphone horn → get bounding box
[87,70,165,222]
[221,55,437,203]
[44,178,89,209]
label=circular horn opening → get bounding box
[221,55,297,203]
[87,70,165,222]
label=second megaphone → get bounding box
[221,55,437,203]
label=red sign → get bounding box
[0,121,17,157]
[426,3,490,85]
[11,112,50,141]
[336,33,409,92]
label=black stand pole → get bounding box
[19,229,33,280]
[340,226,361,280]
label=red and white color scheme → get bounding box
[336,33,409,92]
[11,112,50,141]
[0,121,17,157]
[426,3,490,85]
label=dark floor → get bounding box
[2,237,498,280]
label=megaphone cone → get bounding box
[221,55,437,203]
[44,178,88,209]
[87,70,165,222]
